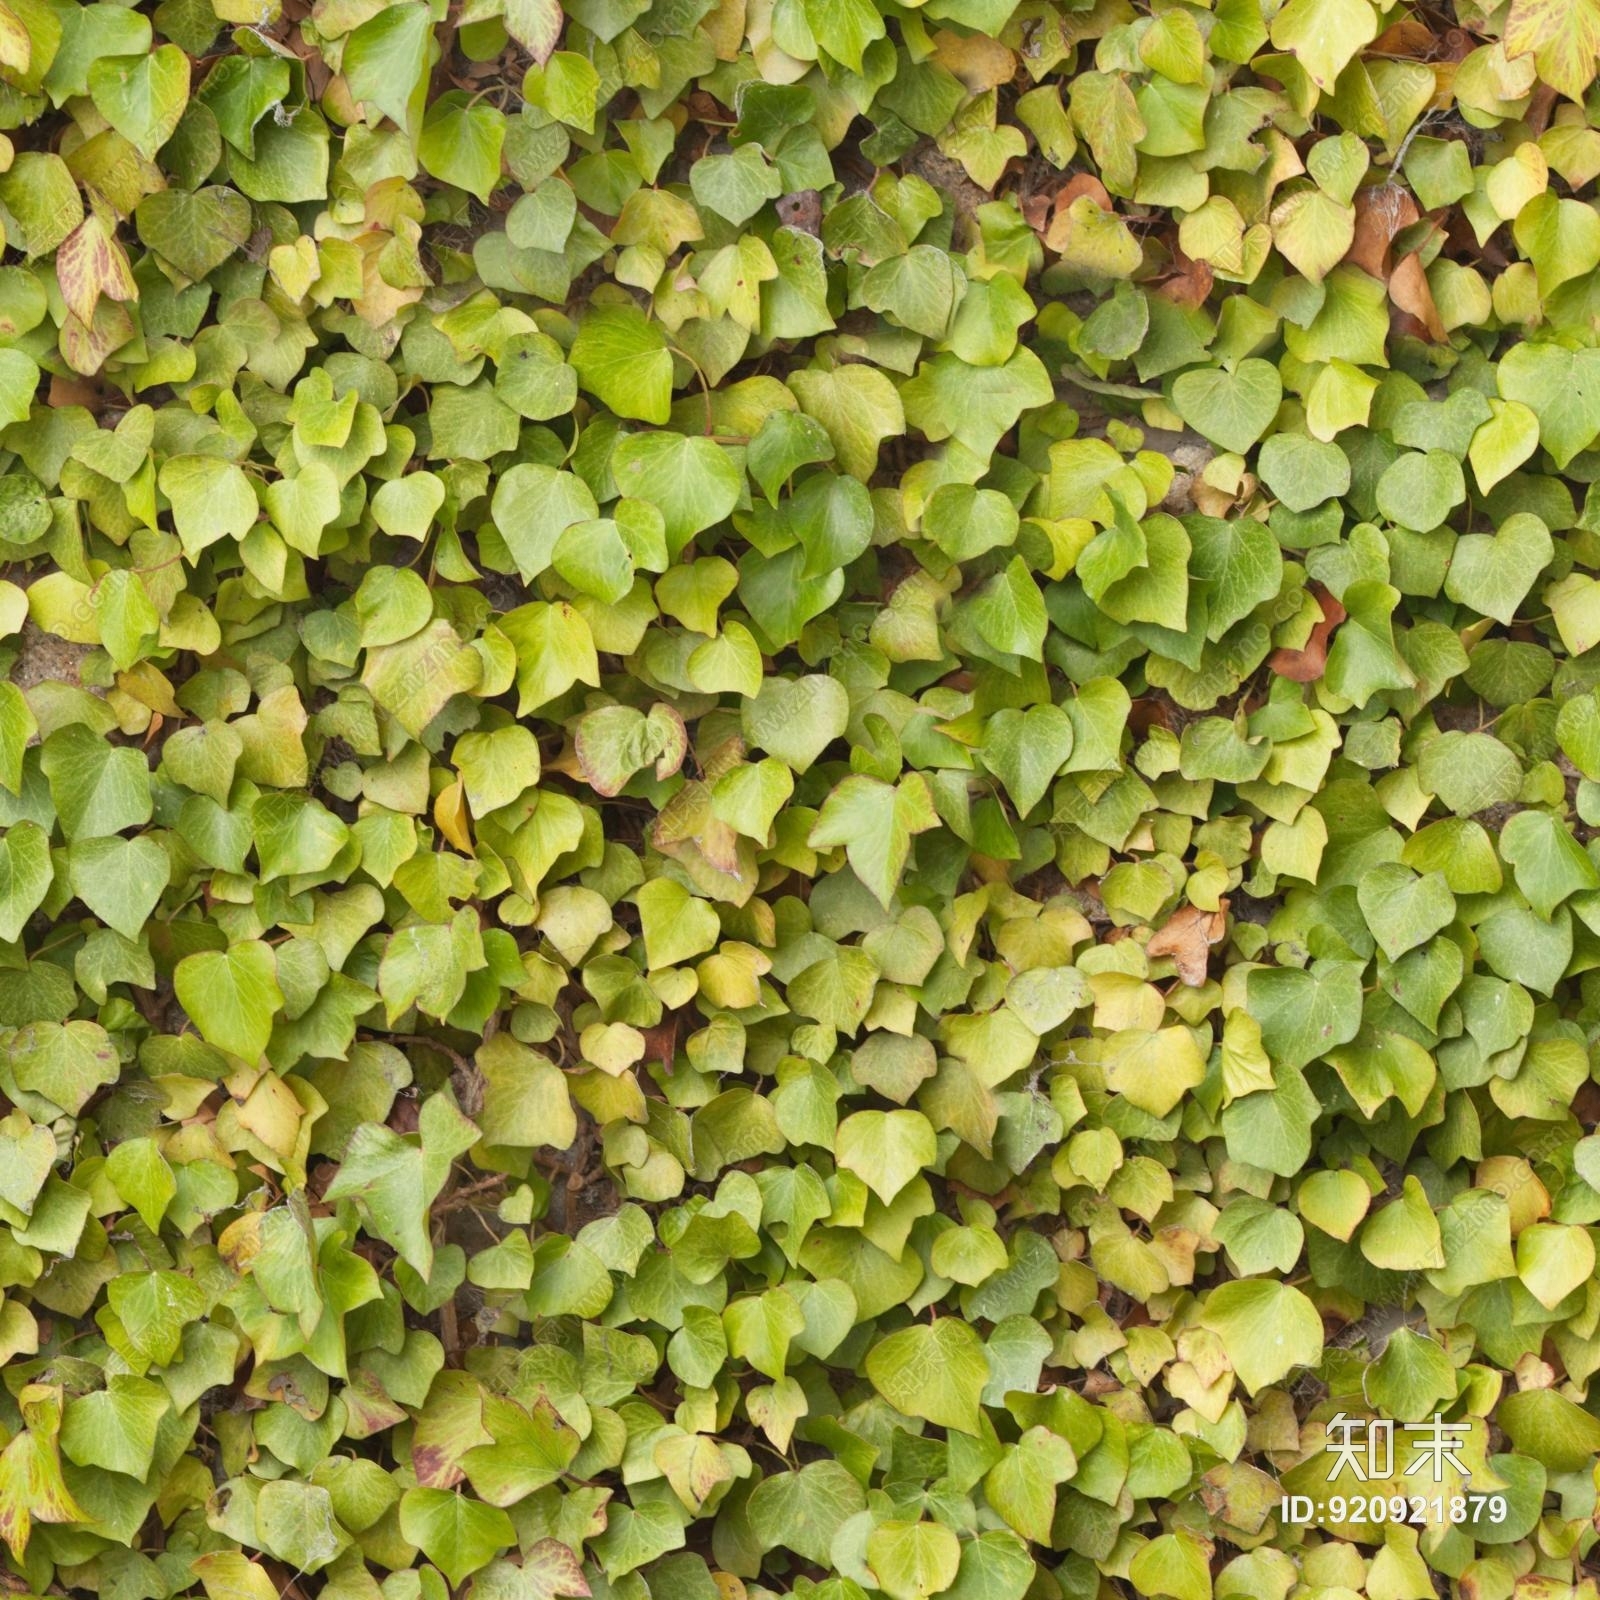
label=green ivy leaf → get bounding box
[809,773,939,909]
[173,942,284,1062]
[88,45,190,159]
[570,305,673,424]
[1198,1279,1323,1394]
[399,1489,515,1587]
[865,1318,991,1434]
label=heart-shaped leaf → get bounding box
[135,185,254,281]
[1498,340,1600,468]
[1445,511,1554,624]
[174,942,284,1062]
[0,819,51,944]
[264,463,342,556]
[742,675,849,773]
[982,704,1074,816]
[68,836,169,941]
[1170,359,1283,453]
[159,455,258,556]
[89,45,190,159]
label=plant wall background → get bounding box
[0,0,1599,1595]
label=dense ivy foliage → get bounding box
[5,0,1600,1594]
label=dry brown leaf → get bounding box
[1525,80,1558,135]
[1147,901,1229,986]
[1129,696,1175,735]
[1053,173,1112,214]
[48,372,106,411]
[1369,18,1437,53]
[1347,184,1419,276]
[1159,248,1214,309]
[1389,251,1447,341]
[1268,583,1346,682]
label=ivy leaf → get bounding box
[589,1496,686,1577]
[60,1376,169,1479]
[570,305,673,424]
[789,365,906,480]
[419,92,506,204]
[342,2,434,135]
[1499,1387,1600,1472]
[809,773,939,909]
[967,557,1048,661]
[1499,808,1600,918]
[1104,1026,1207,1117]
[41,724,152,841]
[93,568,160,669]
[944,1532,1036,1600]
[1355,864,1456,961]
[1268,0,1377,87]
[1170,360,1282,453]
[576,704,687,797]
[0,821,52,943]
[1359,1174,1444,1271]
[1505,0,1600,101]
[399,1489,515,1587]
[460,1397,580,1505]
[88,45,189,159]
[1222,1064,1321,1177]
[1375,449,1466,531]
[372,472,448,542]
[981,705,1074,816]
[136,186,254,281]
[748,1461,866,1566]
[1445,511,1553,623]
[159,456,258,556]
[256,1481,347,1573]
[865,1319,991,1434]
[1128,1533,1211,1600]
[724,1287,807,1380]
[1497,341,1600,467]
[104,1137,176,1233]
[503,0,562,60]
[742,675,850,772]
[469,1542,591,1600]
[611,433,742,556]
[265,463,342,557]
[691,145,783,225]
[8,1021,120,1116]
[1257,433,1350,511]
[1187,514,1283,640]
[173,942,284,1062]
[0,1385,88,1558]
[1198,1279,1323,1394]
[67,836,168,942]
[868,1522,962,1600]
[836,1108,937,1204]
[501,602,601,714]
[1365,1328,1458,1424]
[860,245,962,340]
[107,1271,206,1366]
[323,1095,479,1275]
[796,0,885,70]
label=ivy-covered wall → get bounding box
[0,0,1599,1597]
